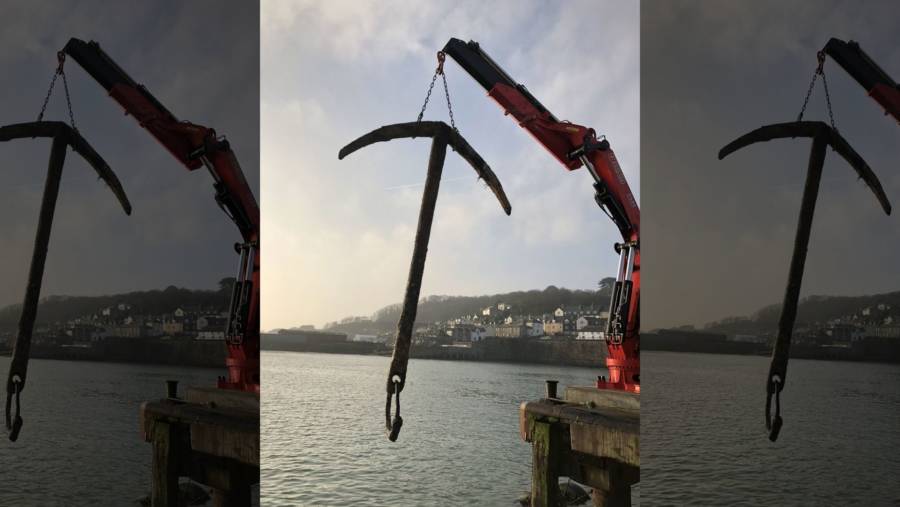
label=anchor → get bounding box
[1,121,131,441]
[339,120,511,441]
[719,120,890,441]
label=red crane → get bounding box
[443,39,640,392]
[62,39,260,392]
[822,38,899,124]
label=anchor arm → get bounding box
[717,121,832,159]
[0,122,131,215]
[826,132,891,215]
[719,121,891,215]
[338,121,511,215]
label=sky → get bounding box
[261,0,640,330]
[642,0,900,330]
[0,1,259,310]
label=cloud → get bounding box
[262,0,639,328]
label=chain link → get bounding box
[416,71,439,123]
[821,70,837,133]
[441,71,456,132]
[36,72,60,123]
[36,52,78,132]
[417,51,458,132]
[796,51,837,132]
[60,70,78,132]
[796,69,819,123]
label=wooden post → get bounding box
[151,422,179,507]
[531,420,560,507]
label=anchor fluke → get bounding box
[0,121,132,215]
[339,121,511,215]
[719,121,890,215]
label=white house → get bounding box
[197,329,225,340]
[576,327,604,340]
[445,323,488,342]
[554,307,565,318]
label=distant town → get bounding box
[264,287,615,367]
[646,295,900,363]
[0,282,234,367]
[265,288,900,366]
[1,303,229,348]
[321,301,610,345]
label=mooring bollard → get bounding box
[545,380,559,399]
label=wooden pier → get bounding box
[140,384,260,507]
[520,384,639,507]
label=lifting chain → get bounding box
[797,50,838,133]
[416,51,457,132]
[37,51,78,132]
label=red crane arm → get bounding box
[443,38,639,392]
[824,38,900,124]
[442,38,638,241]
[61,38,259,392]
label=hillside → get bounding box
[702,291,900,334]
[319,283,613,333]
[0,278,234,331]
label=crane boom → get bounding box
[823,38,900,124]
[443,38,639,392]
[62,38,260,392]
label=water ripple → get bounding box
[642,351,900,506]
[261,352,610,506]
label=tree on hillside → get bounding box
[598,277,615,291]
[218,277,236,294]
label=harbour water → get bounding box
[642,351,900,505]
[261,351,618,506]
[0,357,217,505]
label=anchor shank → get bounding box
[769,134,828,390]
[388,135,448,394]
[7,135,67,394]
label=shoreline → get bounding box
[0,338,226,369]
[261,335,609,368]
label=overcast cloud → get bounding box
[261,0,639,330]
[642,0,900,329]
[0,1,259,310]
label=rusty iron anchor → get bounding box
[1,121,131,441]
[339,121,511,441]
[719,120,890,442]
